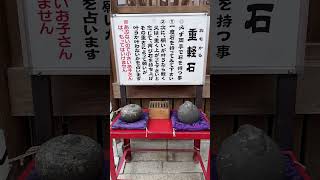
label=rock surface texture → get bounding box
[35,134,103,180]
[120,104,143,123]
[217,124,284,180]
[177,101,200,124]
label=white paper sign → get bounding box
[19,0,111,75]
[111,13,210,85]
[211,0,307,74]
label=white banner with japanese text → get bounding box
[20,0,111,75]
[211,0,306,74]
[111,13,210,85]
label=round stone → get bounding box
[217,124,284,180]
[120,104,143,123]
[177,101,200,124]
[35,134,103,180]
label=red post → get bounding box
[123,139,132,161]
[207,148,211,180]
[110,138,117,180]
[193,139,201,163]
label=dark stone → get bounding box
[217,124,285,180]
[177,101,200,124]
[120,104,143,123]
[35,134,103,180]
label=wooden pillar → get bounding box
[31,75,53,145]
[274,74,297,150]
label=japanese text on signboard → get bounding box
[112,14,209,85]
[215,0,274,60]
[37,0,73,60]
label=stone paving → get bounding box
[113,139,210,180]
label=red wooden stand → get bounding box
[109,112,211,180]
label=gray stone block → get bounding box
[132,152,167,161]
[163,162,202,173]
[124,162,163,174]
[167,152,194,162]
[118,173,203,180]
[166,173,204,180]
[118,174,167,180]
[132,139,167,149]
[168,140,193,149]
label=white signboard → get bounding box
[211,0,307,74]
[111,13,210,85]
[18,0,111,75]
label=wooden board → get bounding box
[212,116,234,153]
[129,99,142,106]
[238,116,269,132]
[7,67,33,116]
[4,0,24,67]
[67,116,98,141]
[7,67,110,116]
[173,99,183,109]
[112,75,210,99]
[296,67,320,114]
[305,44,320,67]
[51,76,110,116]
[307,0,320,42]
[304,115,320,180]
[212,75,276,115]
[141,99,150,108]
[293,115,304,161]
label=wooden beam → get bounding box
[9,66,320,115]
[7,67,109,116]
[212,75,276,115]
[7,67,33,116]
[51,75,109,116]
[114,5,209,13]
[112,75,210,98]
[296,67,320,114]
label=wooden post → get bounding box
[274,74,297,150]
[31,75,53,145]
[194,85,203,162]
[120,85,132,161]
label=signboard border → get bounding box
[16,0,111,75]
[209,0,308,75]
[111,13,210,86]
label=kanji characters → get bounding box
[219,0,231,10]
[188,28,198,41]
[216,45,231,59]
[245,4,274,33]
[217,31,231,41]
[217,14,232,28]
[187,46,197,57]
[216,0,232,59]
[187,62,196,72]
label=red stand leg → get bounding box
[123,139,132,161]
[110,138,117,180]
[193,140,201,163]
[206,148,211,180]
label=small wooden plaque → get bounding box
[148,101,170,119]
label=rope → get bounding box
[8,146,40,166]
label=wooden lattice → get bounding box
[149,101,170,119]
